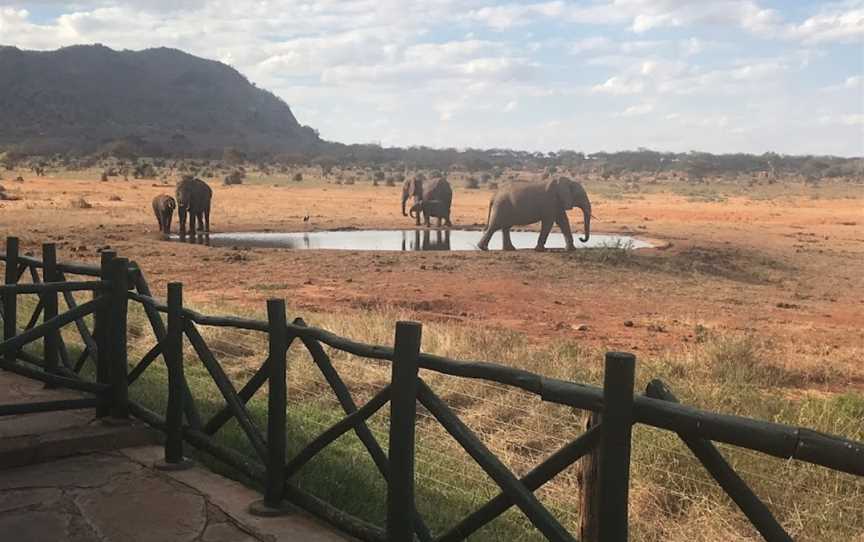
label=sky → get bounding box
[1,1,863,156]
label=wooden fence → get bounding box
[0,235,861,542]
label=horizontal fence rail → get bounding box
[1,235,862,542]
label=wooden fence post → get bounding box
[598,352,636,542]
[95,251,115,418]
[579,411,602,542]
[156,282,192,470]
[387,321,422,542]
[42,243,59,382]
[251,298,291,515]
[3,236,19,366]
[108,257,129,420]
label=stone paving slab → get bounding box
[1,372,353,541]
[0,450,353,542]
[122,445,352,542]
[0,371,158,468]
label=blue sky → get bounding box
[1,1,862,155]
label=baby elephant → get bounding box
[152,194,176,235]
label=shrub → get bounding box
[488,182,499,191]
[465,176,479,189]
[108,195,122,201]
[385,177,396,187]
[223,171,244,185]
[344,178,355,185]
[374,171,386,182]
[70,197,93,209]
[100,172,108,182]
[292,172,303,182]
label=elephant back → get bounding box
[423,178,452,204]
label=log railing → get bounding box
[1,235,862,542]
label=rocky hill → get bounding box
[0,44,320,156]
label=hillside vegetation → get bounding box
[0,44,320,155]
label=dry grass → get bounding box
[109,298,864,542]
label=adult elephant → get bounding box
[401,176,453,227]
[477,177,591,251]
[151,194,176,235]
[176,175,212,235]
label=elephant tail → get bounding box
[484,197,493,230]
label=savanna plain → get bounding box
[1,167,862,541]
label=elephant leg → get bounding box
[556,211,576,250]
[503,229,516,251]
[204,208,210,232]
[477,227,496,251]
[166,212,173,235]
[535,219,554,251]
[178,208,187,236]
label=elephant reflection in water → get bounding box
[180,231,210,246]
[402,229,451,251]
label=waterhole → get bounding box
[172,230,653,251]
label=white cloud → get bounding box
[0,1,861,155]
[592,75,645,95]
[465,2,565,30]
[784,4,864,44]
[616,102,655,116]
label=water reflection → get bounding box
[178,232,211,246]
[402,229,451,251]
[169,230,653,251]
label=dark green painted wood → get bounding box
[183,319,268,461]
[0,297,105,359]
[0,397,101,416]
[293,320,433,542]
[203,356,270,435]
[95,251,115,417]
[164,282,185,464]
[0,356,109,394]
[440,422,603,542]
[264,298,288,508]
[41,244,60,381]
[73,345,90,373]
[57,271,99,368]
[108,257,130,419]
[127,342,163,384]
[417,380,574,542]
[285,385,391,479]
[3,237,19,366]
[646,380,792,542]
[387,321,421,542]
[598,352,636,542]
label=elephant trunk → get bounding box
[580,205,591,243]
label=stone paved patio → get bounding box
[0,371,352,542]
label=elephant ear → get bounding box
[555,177,575,210]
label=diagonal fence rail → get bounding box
[1,235,862,542]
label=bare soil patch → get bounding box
[1,173,862,390]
